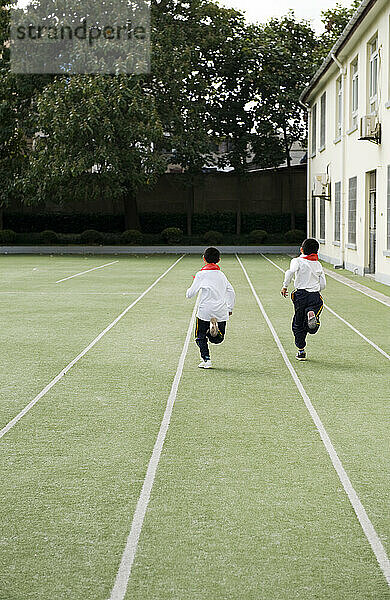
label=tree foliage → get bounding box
[316,0,362,62]
[0,0,363,226]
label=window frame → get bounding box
[351,58,359,128]
[336,76,343,139]
[348,176,357,246]
[311,103,317,157]
[368,36,378,114]
[320,92,326,150]
[387,166,390,251]
[319,197,326,241]
[334,181,341,242]
[311,196,316,238]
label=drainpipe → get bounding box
[299,100,311,238]
[331,53,346,268]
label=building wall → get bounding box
[307,0,390,285]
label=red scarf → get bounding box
[193,262,221,278]
[302,253,318,261]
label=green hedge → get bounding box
[4,213,124,233]
[4,212,306,235]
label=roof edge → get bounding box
[300,0,377,104]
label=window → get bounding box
[311,104,317,156]
[351,59,358,128]
[311,196,316,237]
[334,182,341,241]
[387,166,390,250]
[369,36,378,113]
[348,176,357,245]
[320,198,325,240]
[336,77,342,138]
[320,92,326,149]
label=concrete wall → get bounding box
[5,166,306,217]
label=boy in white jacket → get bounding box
[186,247,235,369]
[281,238,326,361]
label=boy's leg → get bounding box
[195,318,211,360]
[306,292,324,335]
[208,321,226,345]
[291,290,308,349]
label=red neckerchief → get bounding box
[193,262,221,278]
[302,253,318,261]
[200,263,220,271]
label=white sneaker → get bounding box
[198,360,212,369]
[307,310,317,330]
[209,317,218,337]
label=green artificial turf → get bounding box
[0,254,389,600]
[320,259,390,296]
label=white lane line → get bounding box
[0,292,141,295]
[109,295,199,600]
[236,254,390,587]
[260,253,390,362]
[322,268,390,308]
[55,260,119,283]
[0,256,184,441]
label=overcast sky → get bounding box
[219,0,355,33]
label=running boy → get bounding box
[186,247,235,369]
[281,238,326,361]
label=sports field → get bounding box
[1,253,389,600]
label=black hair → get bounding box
[204,247,220,263]
[302,238,319,255]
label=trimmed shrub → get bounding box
[203,230,223,245]
[40,230,58,244]
[248,229,267,244]
[80,229,104,244]
[102,232,120,245]
[121,229,143,245]
[161,227,184,244]
[284,229,306,244]
[0,229,16,244]
[140,213,186,234]
[193,213,235,234]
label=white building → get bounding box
[300,0,390,285]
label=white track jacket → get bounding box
[283,256,326,292]
[186,269,236,321]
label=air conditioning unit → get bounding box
[359,115,381,144]
[312,173,330,199]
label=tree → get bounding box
[25,76,164,229]
[316,0,361,61]
[246,13,318,228]
[148,0,250,234]
[0,0,53,228]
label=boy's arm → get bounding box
[225,279,236,313]
[186,272,201,299]
[319,267,326,290]
[281,258,299,296]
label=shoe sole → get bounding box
[295,356,307,361]
[307,311,317,330]
[209,317,218,337]
[198,363,212,369]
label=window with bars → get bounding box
[336,77,342,138]
[369,36,378,113]
[387,166,390,250]
[334,182,341,242]
[351,59,358,128]
[348,177,357,245]
[320,198,325,240]
[311,104,317,156]
[320,93,326,149]
[311,196,316,238]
